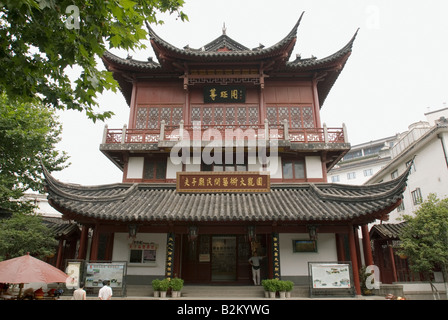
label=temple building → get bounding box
[44,14,410,296]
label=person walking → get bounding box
[248,252,265,285]
[98,280,113,300]
[72,282,86,300]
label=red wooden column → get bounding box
[56,239,64,270]
[388,240,398,283]
[89,224,100,261]
[348,225,361,295]
[77,225,89,260]
[335,234,346,261]
[361,225,374,267]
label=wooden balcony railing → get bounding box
[102,120,348,145]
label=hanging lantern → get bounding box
[128,224,138,239]
[248,225,256,242]
[307,225,318,240]
[188,226,198,242]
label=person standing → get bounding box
[248,252,265,285]
[72,282,86,300]
[98,280,113,300]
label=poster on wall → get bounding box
[85,262,127,288]
[65,261,82,289]
[308,262,355,297]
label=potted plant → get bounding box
[261,279,270,298]
[263,279,278,298]
[158,278,170,298]
[151,279,161,297]
[170,277,184,298]
[277,280,287,299]
[284,281,294,298]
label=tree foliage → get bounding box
[399,194,448,275]
[0,93,68,214]
[0,212,58,261]
[0,0,188,121]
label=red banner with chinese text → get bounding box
[176,171,270,193]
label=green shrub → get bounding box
[159,278,170,291]
[170,277,184,291]
[151,279,161,291]
[262,279,279,292]
[284,281,294,292]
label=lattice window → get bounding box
[225,107,235,125]
[290,107,301,129]
[191,107,201,122]
[237,107,247,127]
[302,107,314,128]
[148,108,159,129]
[203,107,212,126]
[190,105,259,127]
[266,106,315,128]
[161,107,171,124]
[278,107,289,124]
[135,106,183,129]
[248,107,259,126]
[172,107,183,124]
[214,107,224,127]
[136,108,148,129]
[266,107,277,125]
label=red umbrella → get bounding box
[0,253,68,297]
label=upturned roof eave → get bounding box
[144,14,303,65]
[42,162,410,225]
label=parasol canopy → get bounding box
[0,253,68,284]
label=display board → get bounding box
[85,262,127,296]
[308,262,355,297]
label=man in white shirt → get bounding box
[248,252,265,285]
[98,280,113,300]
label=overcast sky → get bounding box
[52,0,448,186]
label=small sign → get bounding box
[308,262,356,297]
[176,171,269,193]
[204,86,246,103]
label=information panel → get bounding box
[85,262,127,288]
[308,262,355,297]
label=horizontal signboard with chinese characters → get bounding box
[204,85,246,103]
[176,171,270,193]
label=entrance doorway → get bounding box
[181,233,268,284]
[211,236,237,281]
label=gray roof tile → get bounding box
[43,166,410,224]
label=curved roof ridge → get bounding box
[102,50,161,69]
[144,13,304,59]
[42,165,137,202]
[287,27,359,69]
[310,163,411,203]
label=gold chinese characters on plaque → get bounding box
[176,172,270,193]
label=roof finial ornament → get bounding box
[222,22,227,35]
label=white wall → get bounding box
[167,156,182,179]
[305,156,323,179]
[112,233,167,276]
[279,233,337,276]
[126,157,144,179]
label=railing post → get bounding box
[283,119,289,141]
[160,120,165,141]
[102,124,108,144]
[342,123,348,143]
[323,123,329,143]
[264,119,269,141]
[179,120,184,141]
[121,124,127,144]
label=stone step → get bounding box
[125,285,310,298]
